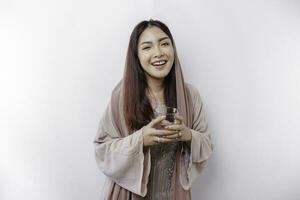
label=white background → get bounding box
[1,0,300,199]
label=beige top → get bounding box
[94,83,213,199]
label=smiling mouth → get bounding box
[151,60,167,67]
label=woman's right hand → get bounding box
[142,116,179,146]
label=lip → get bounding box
[151,59,167,65]
[151,60,168,70]
[151,60,167,69]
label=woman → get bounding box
[94,19,213,200]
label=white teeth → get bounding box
[152,60,166,66]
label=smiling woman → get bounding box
[93,19,213,200]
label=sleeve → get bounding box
[94,104,151,197]
[180,84,214,190]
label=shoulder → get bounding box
[185,82,202,104]
[110,80,123,99]
[186,82,198,95]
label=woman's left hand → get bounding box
[164,114,192,142]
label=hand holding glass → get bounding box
[154,105,179,129]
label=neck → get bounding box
[147,77,164,94]
[146,77,165,104]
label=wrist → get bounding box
[186,129,192,145]
[186,128,192,141]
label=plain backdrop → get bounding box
[1,0,300,199]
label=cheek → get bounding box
[139,53,151,64]
[164,47,174,59]
[168,51,175,64]
[139,58,148,67]
[138,56,149,70]
[137,53,143,62]
[169,48,175,58]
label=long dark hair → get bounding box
[123,19,177,132]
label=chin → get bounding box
[144,66,172,80]
[154,67,172,75]
[151,71,170,80]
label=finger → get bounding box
[164,132,182,139]
[149,115,166,127]
[175,114,184,123]
[154,136,161,143]
[152,129,178,136]
[165,124,184,131]
[174,119,181,124]
[161,120,172,126]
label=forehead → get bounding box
[138,26,169,44]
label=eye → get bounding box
[161,42,170,46]
[142,46,151,50]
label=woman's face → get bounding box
[137,26,175,81]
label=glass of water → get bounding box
[154,105,178,129]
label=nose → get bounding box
[153,46,163,58]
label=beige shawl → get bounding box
[94,56,213,199]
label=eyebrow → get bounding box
[140,36,170,45]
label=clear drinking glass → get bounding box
[154,105,178,129]
[165,107,178,123]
